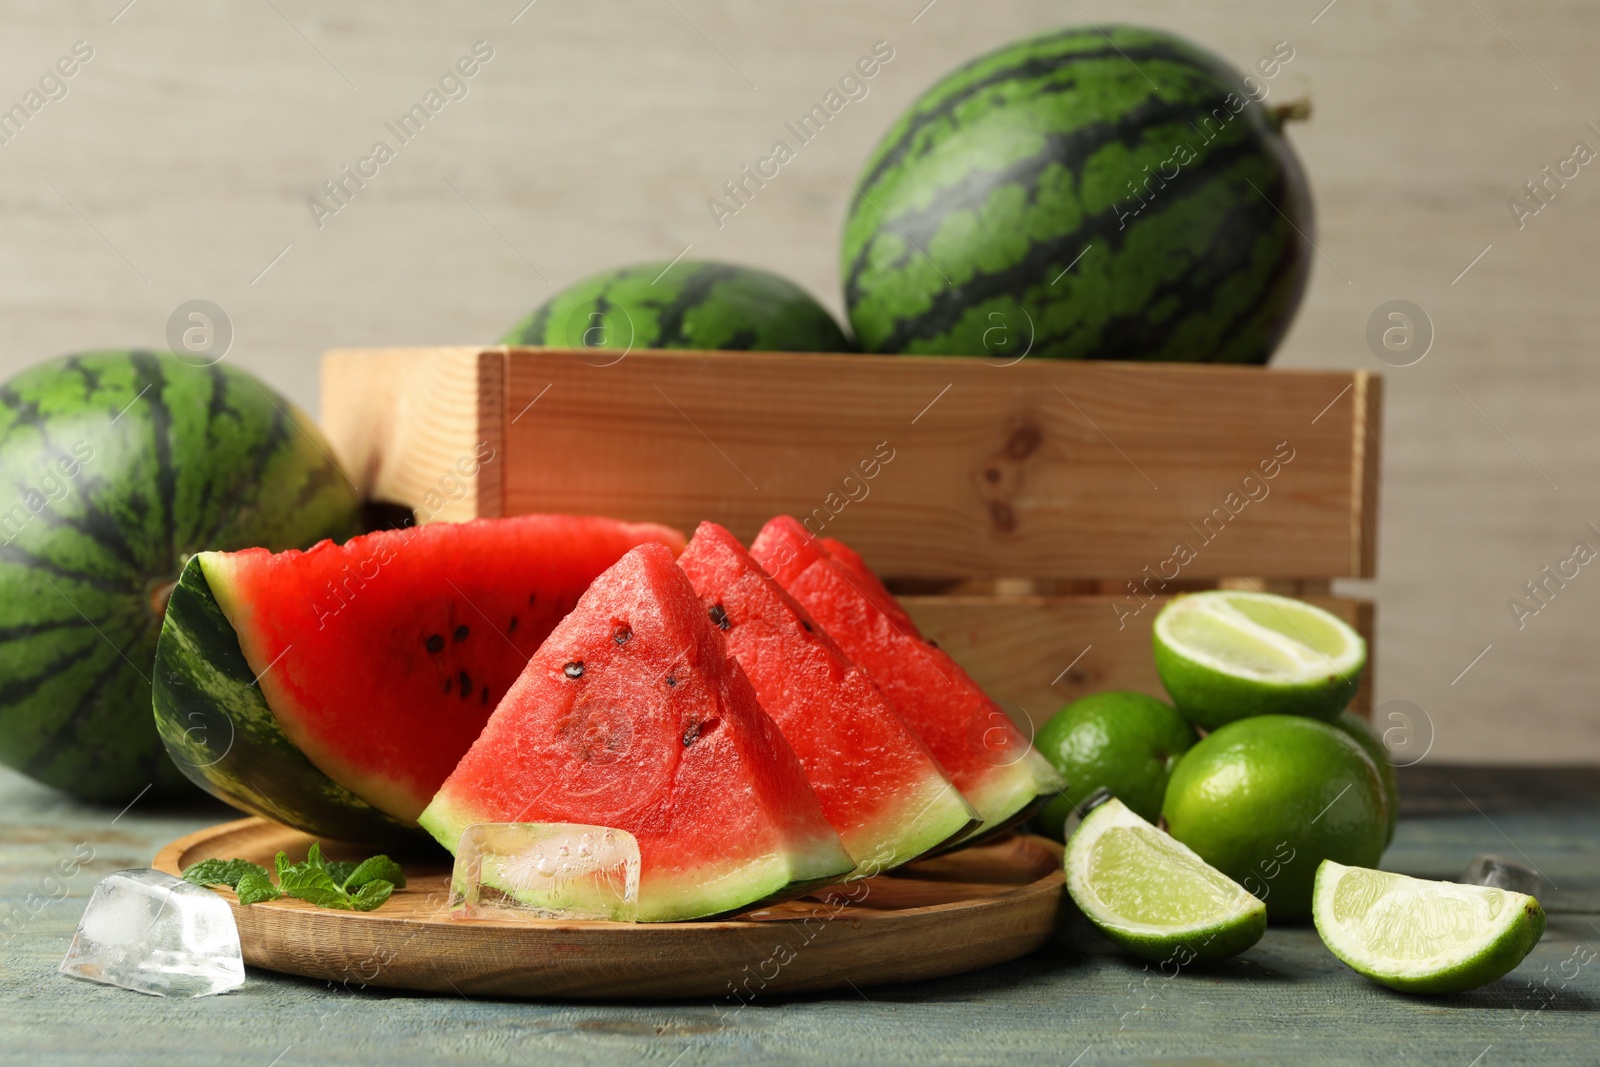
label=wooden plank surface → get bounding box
[324,347,1378,582]
[905,594,1374,724]
[2,766,1595,1066]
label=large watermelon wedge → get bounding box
[750,517,1063,843]
[420,542,855,921]
[155,559,414,845]
[153,515,683,840]
[678,522,978,876]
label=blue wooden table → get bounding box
[1,764,1595,1066]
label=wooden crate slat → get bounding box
[903,594,1375,731]
[492,348,1374,580]
[322,347,489,525]
[322,347,1377,581]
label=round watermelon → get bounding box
[842,25,1313,363]
[0,352,362,802]
[500,261,853,353]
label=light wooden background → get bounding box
[1,1,1595,762]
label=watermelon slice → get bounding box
[749,516,1064,842]
[419,542,856,921]
[678,522,979,876]
[166,514,684,827]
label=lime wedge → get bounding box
[1064,796,1266,963]
[1313,860,1546,993]
[1152,590,1366,729]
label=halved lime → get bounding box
[1153,590,1366,729]
[1313,860,1546,993]
[1064,796,1266,963]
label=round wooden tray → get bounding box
[154,817,1064,1000]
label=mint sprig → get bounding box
[181,857,270,890]
[182,842,405,912]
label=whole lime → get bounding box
[1034,691,1196,838]
[1331,709,1400,845]
[1161,715,1388,922]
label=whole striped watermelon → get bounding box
[0,352,361,803]
[501,260,852,353]
[842,26,1312,363]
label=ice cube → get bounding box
[449,823,640,922]
[1460,853,1551,898]
[60,869,244,997]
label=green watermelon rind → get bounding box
[942,749,1064,850]
[841,25,1312,363]
[501,260,854,354]
[153,554,419,846]
[0,351,362,802]
[842,775,981,876]
[418,795,851,922]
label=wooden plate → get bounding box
[154,817,1064,1000]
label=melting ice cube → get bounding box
[1460,853,1550,898]
[60,869,244,997]
[449,823,640,922]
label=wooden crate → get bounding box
[322,348,1381,729]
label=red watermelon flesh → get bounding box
[203,514,684,823]
[419,542,855,922]
[750,516,1063,842]
[820,536,917,628]
[678,522,978,876]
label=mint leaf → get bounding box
[278,859,349,910]
[182,858,269,890]
[343,855,406,891]
[348,880,395,912]
[323,860,359,886]
[281,876,350,908]
[235,871,281,905]
[193,845,406,912]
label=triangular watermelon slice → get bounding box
[678,522,979,876]
[749,516,1064,843]
[157,515,683,830]
[419,542,856,921]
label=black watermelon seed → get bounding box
[801,620,813,632]
[459,670,471,697]
[564,661,585,679]
[442,676,452,694]
[508,616,518,633]
[665,675,678,688]
[682,722,702,746]
[708,604,730,631]
[454,625,470,642]
[528,593,538,607]
[481,686,489,705]
[927,639,940,649]
[425,634,445,653]
[613,625,632,645]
